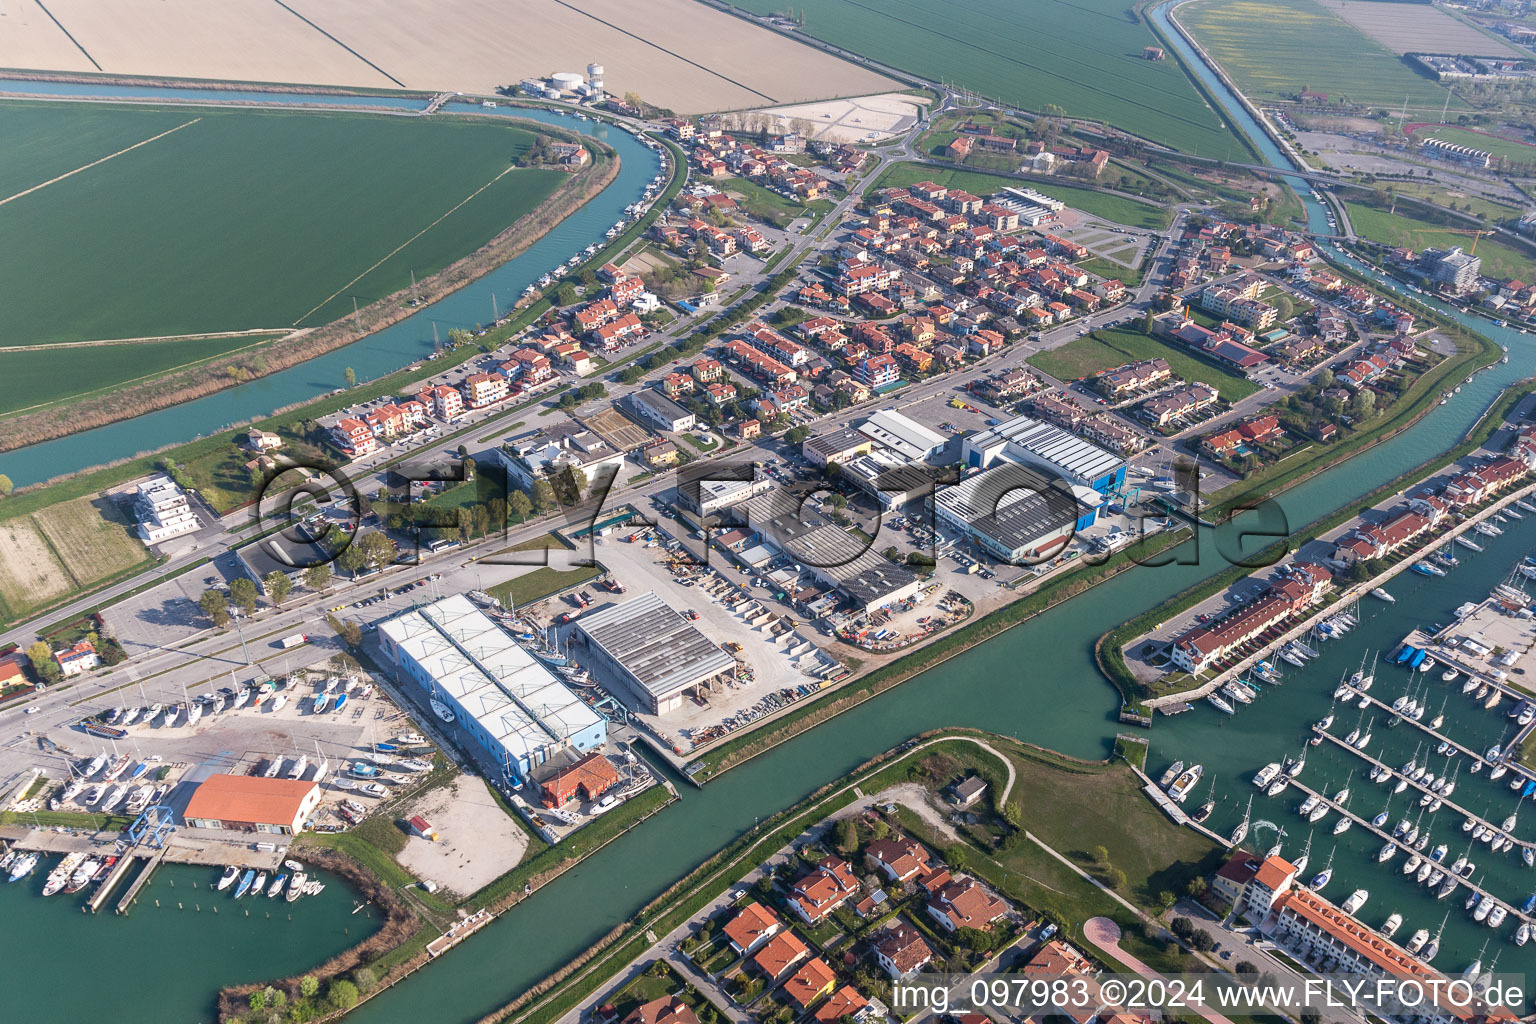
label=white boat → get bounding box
[1221,682,1253,705]
[1333,816,1353,835]
[1254,762,1283,789]
[1381,912,1403,938]
[430,698,456,723]
[1160,761,1186,788]
[1406,928,1430,954]
[1403,853,1423,876]
[286,869,307,902]
[1378,842,1397,863]
[1371,588,1396,603]
[1167,765,1204,803]
[250,872,268,897]
[1342,888,1369,914]
[1206,693,1235,715]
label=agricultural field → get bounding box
[0,102,567,347]
[0,334,280,418]
[1027,327,1260,400]
[1344,200,1536,281]
[1414,124,1536,165]
[0,497,149,620]
[1313,0,1521,56]
[726,0,1248,159]
[0,0,892,114]
[1181,0,1460,111]
[869,162,1171,232]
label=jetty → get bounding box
[1312,730,1533,853]
[1285,775,1530,929]
[114,848,167,915]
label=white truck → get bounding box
[278,634,309,650]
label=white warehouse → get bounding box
[378,595,606,787]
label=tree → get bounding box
[302,564,332,593]
[623,90,643,109]
[1299,1008,1322,1024]
[1092,845,1111,867]
[1235,961,1258,975]
[325,979,359,1012]
[264,571,293,607]
[299,975,320,1000]
[1187,930,1215,952]
[249,989,267,1012]
[344,367,357,388]
[230,577,259,616]
[784,425,811,444]
[1170,917,1195,938]
[1142,310,1155,334]
[1272,294,1294,323]
[336,541,367,576]
[944,844,968,870]
[835,818,858,854]
[531,479,557,512]
[0,474,12,497]
[509,490,533,522]
[1000,801,1022,827]
[1157,890,1177,911]
[198,589,231,627]
[26,641,60,684]
[1185,876,1207,898]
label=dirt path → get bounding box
[0,117,201,206]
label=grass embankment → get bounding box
[1027,326,1259,399]
[485,566,605,609]
[692,527,1190,781]
[1097,378,1536,704]
[868,161,1172,232]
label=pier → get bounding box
[1312,730,1534,853]
[1283,775,1531,929]
[426,908,493,957]
[115,849,166,915]
[1334,688,1496,774]
[86,852,136,913]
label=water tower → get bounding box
[587,62,605,99]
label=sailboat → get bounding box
[232,868,255,899]
[1191,780,1216,824]
[1309,846,1335,890]
[1230,795,1252,847]
[1292,831,1313,874]
[1422,912,1449,960]
[1373,797,1392,829]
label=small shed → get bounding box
[948,774,988,808]
[409,815,439,841]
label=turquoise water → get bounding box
[0,861,376,1023]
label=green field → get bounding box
[1417,124,1536,165]
[1027,326,1260,400]
[1345,200,1536,281]
[726,0,1246,159]
[1182,0,1459,110]
[869,162,1171,232]
[0,334,278,417]
[0,102,567,346]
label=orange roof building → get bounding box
[782,957,837,1009]
[540,751,621,808]
[182,774,322,835]
[813,986,874,1024]
[751,930,809,980]
[723,902,781,954]
[621,997,699,1024]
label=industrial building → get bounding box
[856,409,946,463]
[960,415,1126,495]
[377,595,606,786]
[182,775,322,835]
[573,592,738,715]
[933,464,1096,564]
[733,490,924,615]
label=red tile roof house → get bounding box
[924,875,1010,932]
[621,997,698,1024]
[813,986,876,1024]
[873,922,934,980]
[724,902,782,955]
[751,929,810,981]
[864,836,933,883]
[781,957,838,1010]
[787,855,860,924]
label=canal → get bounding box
[9,13,1536,1017]
[0,82,662,488]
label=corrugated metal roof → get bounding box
[574,591,736,702]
